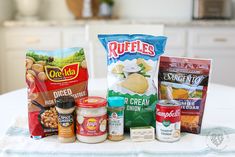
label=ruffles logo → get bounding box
[108,40,155,58]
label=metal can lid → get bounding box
[76,96,107,108]
[158,100,180,106]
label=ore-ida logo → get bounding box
[45,63,79,82]
[108,40,155,58]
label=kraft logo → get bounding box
[108,40,155,58]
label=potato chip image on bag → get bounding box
[98,34,167,130]
[120,73,148,94]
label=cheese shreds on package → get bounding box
[158,56,211,134]
[98,34,167,130]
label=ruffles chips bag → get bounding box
[98,34,167,130]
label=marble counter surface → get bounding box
[2,19,235,27]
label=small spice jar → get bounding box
[107,97,125,141]
[76,96,107,143]
[55,96,76,143]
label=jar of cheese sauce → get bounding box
[76,96,107,143]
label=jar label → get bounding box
[108,110,124,136]
[58,113,75,138]
[76,115,107,136]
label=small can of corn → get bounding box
[156,100,181,142]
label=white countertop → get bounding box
[2,19,235,27]
[0,81,235,157]
[0,79,235,157]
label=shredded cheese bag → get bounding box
[158,56,211,134]
[98,34,167,130]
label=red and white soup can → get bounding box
[156,100,181,142]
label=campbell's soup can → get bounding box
[156,100,181,142]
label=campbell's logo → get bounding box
[108,40,155,58]
[45,63,79,82]
[157,109,180,118]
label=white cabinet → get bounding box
[5,29,61,50]
[164,27,187,57]
[188,28,235,49]
[4,50,26,91]
[1,24,235,93]
[0,29,4,94]
[62,27,86,48]
[1,28,61,93]
[188,27,235,86]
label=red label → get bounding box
[108,40,155,58]
[76,115,107,136]
[28,111,45,137]
[159,56,211,75]
[32,66,88,92]
[156,104,181,123]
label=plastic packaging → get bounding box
[98,34,167,130]
[26,47,88,139]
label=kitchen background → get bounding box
[0,0,235,94]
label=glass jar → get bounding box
[76,96,107,143]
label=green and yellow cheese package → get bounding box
[98,34,167,130]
